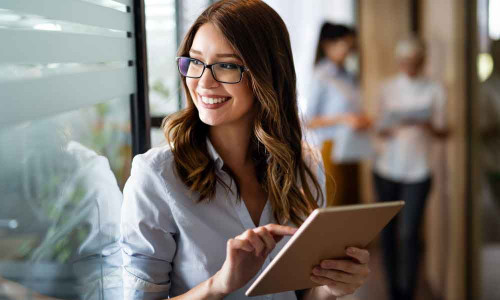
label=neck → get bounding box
[402,71,421,79]
[209,121,254,173]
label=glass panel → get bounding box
[474,0,500,299]
[0,97,129,299]
[0,8,127,37]
[145,0,179,117]
[146,0,210,147]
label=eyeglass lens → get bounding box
[177,57,242,83]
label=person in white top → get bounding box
[372,37,448,300]
[120,1,371,300]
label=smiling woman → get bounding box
[120,1,371,299]
[184,23,255,127]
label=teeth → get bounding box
[201,96,229,104]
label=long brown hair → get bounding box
[163,0,324,226]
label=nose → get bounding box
[198,66,219,88]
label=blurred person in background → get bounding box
[305,22,372,206]
[372,36,448,300]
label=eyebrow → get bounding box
[189,49,242,60]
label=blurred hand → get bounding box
[379,120,431,138]
[344,114,372,131]
[212,224,297,295]
[310,247,371,297]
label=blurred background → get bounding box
[0,0,498,299]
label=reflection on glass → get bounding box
[146,0,180,117]
[478,40,500,300]
[489,0,500,40]
[477,53,493,82]
[0,97,130,299]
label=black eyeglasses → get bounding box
[176,56,248,84]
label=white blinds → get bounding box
[0,0,137,127]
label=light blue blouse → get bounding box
[120,140,326,299]
[305,59,364,162]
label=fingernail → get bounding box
[347,247,356,254]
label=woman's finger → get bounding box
[227,238,254,252]
[310,274,336,286]
[239,229,265,256]
[345,247,370,264]
[253,227,276,256]
[320,260,368,276]
[312,267,356,284]
[263,224,297,243]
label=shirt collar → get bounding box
[398,72,424,84]
[206,137,271,169]
[206,137,224,170]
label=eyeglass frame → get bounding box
[176,56,249,84]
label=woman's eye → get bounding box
[219,63,238,70]
[191,59,204,65]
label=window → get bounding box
[145,0,211,147]
[0,0,145,298]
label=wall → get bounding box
[360,0,468,299]
[421,0,467,299]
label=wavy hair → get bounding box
[163,0,324,226]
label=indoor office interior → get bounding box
[0,0,498,300]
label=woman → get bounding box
[306,23,372,206]
[121,1,370,299]
[373,37,448,300]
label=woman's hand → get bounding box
[310,247,371,298]
[307,114,372,130]
[344,114,372,131]
[212,224,297,296]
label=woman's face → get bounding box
[186,23,255,128]
[399,53,425,77]
[323,35,355,66]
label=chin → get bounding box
[198,113,223,127]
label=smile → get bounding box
[201,96,231,104]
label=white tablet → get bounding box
[245,201,404,297]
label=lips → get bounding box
[200,96,230,104]
[197,94,231,109]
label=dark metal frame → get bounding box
[465,0,476,298]
[130,0,151,155]
[175,0,184,112]
[410,0,420,34]
[176,56,248,84]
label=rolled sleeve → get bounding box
[120,154,177,299]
